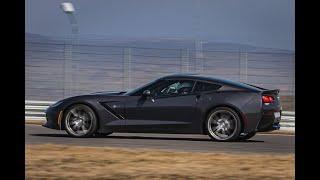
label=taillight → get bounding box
[262,95,274,104]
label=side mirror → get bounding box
[142,90,151,96]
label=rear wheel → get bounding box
[206,107,242,141]
[64,104,98,137]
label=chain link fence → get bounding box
[25,35,295,111]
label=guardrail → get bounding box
[25,100,53,120]
[25,100,295,131]
[280,111,295,131]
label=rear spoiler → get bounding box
[262,89,280,95]
[243,83,267,90]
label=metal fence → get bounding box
[25,35,295,110]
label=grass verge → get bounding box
[26,144,294,180]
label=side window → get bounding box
[152,80,195,97]
[131,80,165,96]
[194,82,221,92]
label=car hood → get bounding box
[89,91,127,95]
[58,91,128,106]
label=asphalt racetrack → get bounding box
[26,124,294,154]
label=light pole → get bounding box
[60,2,79,98]
[195,40,207,73]
[61,2,78,35]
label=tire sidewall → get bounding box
[206,107,242,141]
[238,131,256,141]
[64,104,98,137]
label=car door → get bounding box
[192,80,224,129]
[124,79,198,133]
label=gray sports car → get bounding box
[43,74,282,141]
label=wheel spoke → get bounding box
[85,113,90,121]
[211,125,219,132]
[212,117,219,123]
[81,125,88,134]
[221,114,230,120]
[80,111,86,118]
[73,125,79,131]
[219,128,225,135]
[70,109,78,117]
[70,121,75,125]
[225,128,232,135]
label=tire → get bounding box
[238,132,256,141]
[206,107,242,141]
[64,104,98,137]
[94,132,113,137]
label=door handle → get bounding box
[195,94,201,102]
[149,96,155,102]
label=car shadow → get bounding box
[30,133,264,143]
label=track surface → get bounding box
[26,124,294,154]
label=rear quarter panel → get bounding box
[197,91,262,134]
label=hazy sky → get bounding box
[25,0,295,50]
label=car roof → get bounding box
[160,73,263,91]
[160,73,236,84]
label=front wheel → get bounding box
[64,104,98,137]
[206,107,242,141]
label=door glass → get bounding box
[194,82,221,92]
[129,80,164,96]
[153,80,195,97]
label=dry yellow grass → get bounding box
[26,144,294,180]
